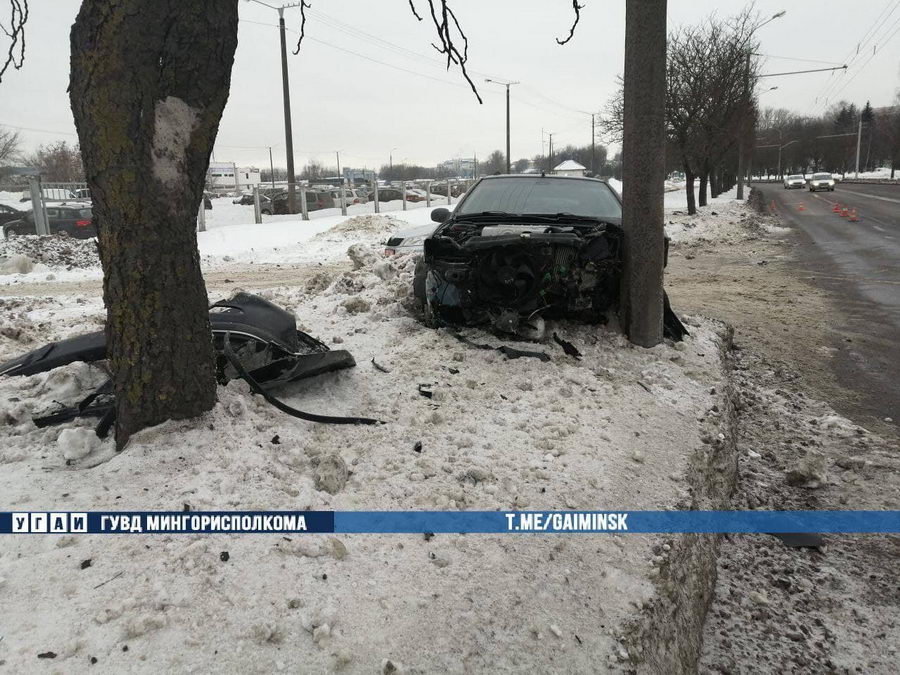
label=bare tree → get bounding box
[22,140,84,181]
[0,126,21,165]
[69,1,240,448]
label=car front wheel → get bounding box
[4,227,17,238]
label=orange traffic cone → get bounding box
[832,203,841,214]
[849,208,859,222]
[798,202,806,211]
[769,200,777,214]
[840,205,849,218]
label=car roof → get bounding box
[477,173,612,185]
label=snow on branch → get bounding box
[0,0,28,83]
[556,0,584,46]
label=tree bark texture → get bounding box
[698,172,708,207]
[70,0,239,448]
[684,166,697,215]
[620,0,667,348]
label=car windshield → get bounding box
[788,175,805,180]
[812,173,831,180]
[457,177,621,220]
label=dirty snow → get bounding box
[0,213,735,671]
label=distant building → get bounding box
[552,159,586,177]
[343,168,376,186]
[207,161,261,190]
[438,157,477,178]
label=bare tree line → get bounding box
[600,7,761,215]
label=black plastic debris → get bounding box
[219,551,230,562]
[80,559,92,570]
[453,333,550,362]
[769,532,825,549]
[553,333,582,359]
[418,384,434,399]
[413,441,423,453]
[1,293,378,435]
[37,652,57,659]
[270,434,281,445]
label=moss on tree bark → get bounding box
[69,0,239,448]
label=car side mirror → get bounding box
[431,207,450,223]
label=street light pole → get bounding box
[485,79,520,173]
[268,146,275,191]
[738,10,787,200]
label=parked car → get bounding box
[233,192,255,205]
[329,188,367,206]
[808,172,835,192]
[411,174,684,341]
[783,174,806,189]
[3,204,95,239]
[259,190,335,215]
[368,188,404,202]
[0,204,25,228]
[384,221,442,255]
[831,173,843,182]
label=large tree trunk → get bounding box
[698,172,708,207]
[620,0,667,347]
[69,1,239,448]
[684,166,697,215]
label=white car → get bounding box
[383,220,441,256]
[783,174,806,189]
[808,172,835,192]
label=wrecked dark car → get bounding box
[0,293,379,437]
[413,175,685,340]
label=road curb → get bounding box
[619,322,739,673]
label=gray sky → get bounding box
[2,0,900,170]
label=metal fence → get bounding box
[209,178,476,228]
[2,176,478,236]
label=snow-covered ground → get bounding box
[0,203,757,672]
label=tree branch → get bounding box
[410,0,482,103]
[291,0,311,55]
[556,0,584,45]
[0,0,28,83]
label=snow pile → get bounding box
[665,201,782,247]
[0,235,100,270]
[0,242,734,671]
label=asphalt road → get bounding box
[751,181,899,426]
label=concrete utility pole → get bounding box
[268,146,275,191]
[485,79,520,173]
[591,113,596,175]
[855,116,863,178]
[621,0,667,347]
[336,150,347,216]
[547,132,555,172]
[275,3,306,214]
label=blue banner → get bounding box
[2,510,898,534]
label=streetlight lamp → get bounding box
[485,78,520,173]
[738,9,786,199]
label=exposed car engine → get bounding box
[419,220,624,339]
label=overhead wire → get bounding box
[814,0,900,106]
